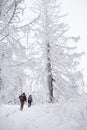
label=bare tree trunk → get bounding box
[47,43,53,102]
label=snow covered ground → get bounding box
[0,96,87,130]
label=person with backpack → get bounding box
[28,95,32,107]
[19,93,27,110]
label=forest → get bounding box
[0,0,85,104]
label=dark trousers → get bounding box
[28,101,31,107]
[20,101,24,110]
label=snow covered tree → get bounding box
[30,0,84,102]
[0,0,22,41]
[0,0,26,104]
[0,0,40,104]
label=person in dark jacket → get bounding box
[28,95,32,107]
[19,93,27,110]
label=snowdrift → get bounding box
[0,95,87,130]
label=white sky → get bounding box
[24,0,87,83]
[61,0,87,83]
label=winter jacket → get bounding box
[19,94,26,102]
[28,96,32,102]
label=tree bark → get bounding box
[47,43,53,102]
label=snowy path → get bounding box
[0,103,87,130]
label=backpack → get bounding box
[20,96,25,102]
[28,96,32,101]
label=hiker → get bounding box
[19,93,27,110]
[28,95,32,107]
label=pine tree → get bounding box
[31,0,84,102]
